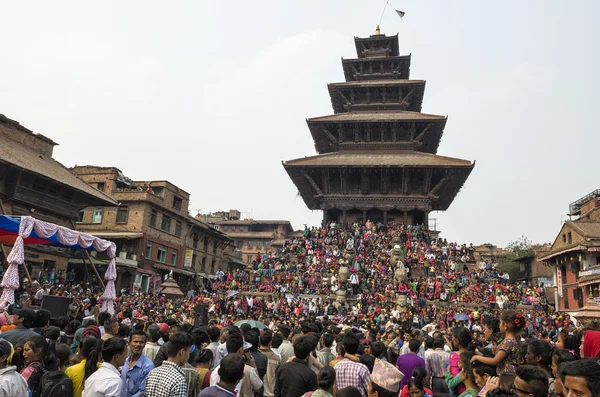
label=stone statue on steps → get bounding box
[393,261,407,287]
[344,240,356,269]
[338,266,349,282]
[390,244,404,267]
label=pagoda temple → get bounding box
[283,29,474,226]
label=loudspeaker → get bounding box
[195,304,208,326]
[41,295,71,319]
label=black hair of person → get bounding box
[474,363,496,378]
[515,365,549,397]
[118,323,130,338]
[131,329,147,340]
[433,335,445,349]
[317,366,336,390]
[558,329,582,356]
[293,335,313,360]
[408,376,425,390]
[412,366,428,381]
[191,328,209,347]
[278,325,291,338]
[81,337,101,380]
[218,354,245,384]
[271,333,283,349]
[460,351,476,364]
[409,338,421,353]
[485,389,519,397]
[372,341,386,358]
[452,327,474,350]
[245,330,260,350]
[342,331,360,355]
[101,337,128,363]
[43,326,60,341]
[226,333,244,354]
[485,318,501,334]
[336,386,363,397]
[55,343,70,367]
[98,312,112,328]
[34,309,51,329]
[166,332,194,357]
[195,348,214,364]
[560,359,600,397]
[207,326,221,342]
[65,320,81,336]
[528,339,552,367]
[56,316,69,330]
[552,349,578,366]
[147,324,162,342]
[321,333,333,348]
[260,329,273,346]
[26,335,59,371]
[425,335,434,349]
[239,323,251,335]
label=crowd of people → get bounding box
[213,222,548,310]
[0,220,598,397]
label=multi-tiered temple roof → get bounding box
[283,31,474,225]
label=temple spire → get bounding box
[375,25,381,35]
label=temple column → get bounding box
[342,210,347,226]
[362,210,367,223]
[322,210,330,227]
[424,211,430,228]
[383,210,388,224]
[403,211,408,224]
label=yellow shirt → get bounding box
[65,359,102,397]
[65,359,86,397]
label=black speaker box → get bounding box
[41,295,71,319]
[195,304,208,326]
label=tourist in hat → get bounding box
[0,306,38,348]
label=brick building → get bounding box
[513,247,553,284]
[70,166,235,293]
[540,190,600,319]
[202,210,294,264]
[0,114,116,280]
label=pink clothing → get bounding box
[449,352,466,394]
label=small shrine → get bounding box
[159,273,184,297]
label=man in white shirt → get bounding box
[211,334,262,397]
[83,337,128,397]
[277,325,294,364]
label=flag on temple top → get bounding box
[395,9,405,18]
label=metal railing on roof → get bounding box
[569,189,600,214]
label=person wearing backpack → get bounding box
[21,334,74,397]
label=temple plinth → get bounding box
[283,32,474,226]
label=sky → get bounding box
[1,1,599,247]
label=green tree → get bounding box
[497,236,544,280]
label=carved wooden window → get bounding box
[92,208,103,224]
[150,210,157,227]
[145,241,153,258]
[161,215,171,233]
[116,206,128,224]
[157,245,167,263]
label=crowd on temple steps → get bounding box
[0,220,599,397]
